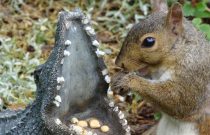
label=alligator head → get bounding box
[37,9,131,135]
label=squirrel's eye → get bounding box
[141,37,155,48]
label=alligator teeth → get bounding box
[85,26,95,36]
[57,85,61,90]
[55,95,62,103]
[69,125,83,134]
[64,50,71,56]
[61,58,64,64]
[113,106,119,112]
[53,100,60,107]
[89,29,95,35]
[104,75,111,83]
[120,119,128,126]
[101,69,108,76]
[57,77,65,84]
[95,48,105,57]
[125,126,131,133]
[87,131,93,135]
[118,111,125,119]
[82,18,89,24]
[85,26,91,31]
[65,40,71,46]
[108,101,115,107]
[92,40,100,47]
[55,118,62,125]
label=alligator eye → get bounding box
[141,37,155,48]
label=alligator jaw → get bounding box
[40,9,131,135]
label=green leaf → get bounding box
[192,18,202,27]
[183,2,195,16]
[195,2,207,12]
[194,11,210,18]
[198,24,210,33]
[154,112,162,120]
[207,33,210,41]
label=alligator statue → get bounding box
[0,9,131,135]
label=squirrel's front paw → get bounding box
[111,72,132,96]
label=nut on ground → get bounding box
[101,125,109,132]
[77,120,88,127]
[71,117,79,124]
[89,119,101,128]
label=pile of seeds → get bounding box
[70,117,110,134]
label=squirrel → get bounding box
[111,2,210,135]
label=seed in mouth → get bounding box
[89,119,101,129]
[101,125,110,132]
[69,117,110,134]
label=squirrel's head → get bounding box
[115,3,184,75]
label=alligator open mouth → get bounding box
[41,9,130,135]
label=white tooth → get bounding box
[57,85,61,90]
[64,50,71,56]
[58,11,62,15]
[121,119,128,126]
[92,40,100,47]
[65,40,71,46]
[70,117,79,124]
[118,111,125,119]
[85,26,91,31]
[89,29,95,35]
[55,95,62,103]
[69,125,83,134]
[113,106,119,112]
[55,118,62,125]
[95,48,105,57]
[87,131,93,135]
[109,101,115,107]
[61,58,64,64]
[101,69,108,76]
[125,126,131,133]
[57,77,65,84]
[105,75,111,83]
[53,100,60,107]
[82,18,89,24]
[85,27,95,35]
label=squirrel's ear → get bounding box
[166,3,183,35]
